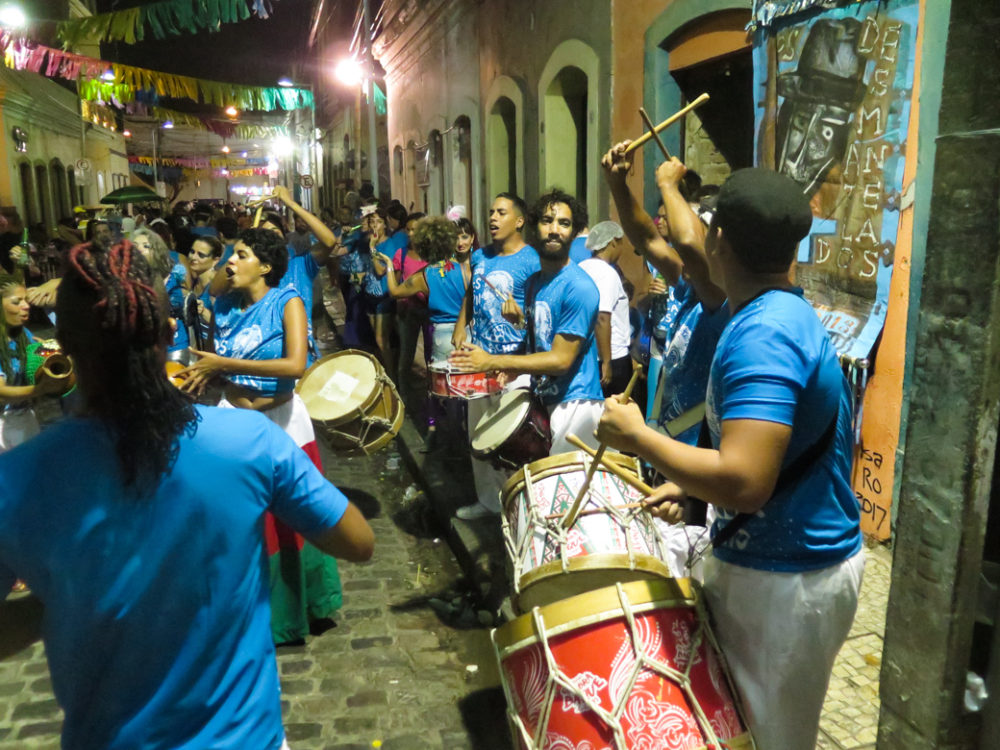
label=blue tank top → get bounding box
[213,286,301,397]
[424,260,467,324]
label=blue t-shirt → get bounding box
[166,262,189,353]
[280,247,321,366]
[526,263,603,406]
[340,229,369,277]
[654,277,729,444]
[363,230,408,298]
[706,288,862,572]
[0,406,348,750]
[214,286,301,396]
[425,260,467,324]
[569,235,590,264]
[470,244,541,354]
[2,330,33,414]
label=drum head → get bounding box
[297,351,379,422]
[427,361,450,373]
[470,389,532,453]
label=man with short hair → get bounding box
[452,189,603,457]
[450,193,540,520]
[579,220,633,396]
[597,167,864,750]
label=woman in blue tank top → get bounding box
[180,228,343,645]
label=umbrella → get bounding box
[99,186,165,204]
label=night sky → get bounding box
[95,0,338,88]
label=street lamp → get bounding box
[0,4,26,29]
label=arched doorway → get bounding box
[18,161,36,225]
[538,40,601,212]
[425,130,444,216]
[642,1,752,211]
[542,66,588,200]
[50,159,69,221]
[487,96,517,198]
[450,116,473,214]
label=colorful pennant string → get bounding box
[58,0,275,47]
[1,32,312,112]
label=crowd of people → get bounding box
[0,141,863,749]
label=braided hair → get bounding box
[0,274,28,384]
[56,241,198,492]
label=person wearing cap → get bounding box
[578,221,633,396]
[597,167,864,750]
[602,146,728,445]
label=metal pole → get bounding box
[362,0,380,198]
[309,84,317,211]
[152,126,159,188]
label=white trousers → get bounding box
[703,550,865,750]
[467,393,509,513]
[547,398,604,455]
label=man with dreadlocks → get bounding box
[0,240,374,750]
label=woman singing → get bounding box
[181,228,342,645]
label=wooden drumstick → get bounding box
[639,108,670,160]
[247,194,276,208]
[565,434,654,496]
[560,368,641,530]
[252,205,263,228]
[623,94,710,155]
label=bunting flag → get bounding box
[58,0,275,47]
[1,32,313,112]
[129,154,271,168]
[145,106,290,140]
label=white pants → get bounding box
[218,393,316,448]
[703,550,865,750]
[467,393,509,513]
[547,398,604,455]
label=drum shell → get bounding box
[492,579,755,750]
[470,390,551,471]
[501,451,672,612]
[427,364,501,400]
[296,350,405,454]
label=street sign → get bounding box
[299,174,314,189]
[75,158,92,172]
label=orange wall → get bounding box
[851,0,926,540]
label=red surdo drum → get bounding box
[492,579,755,750]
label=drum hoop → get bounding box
[493,578,695,654]
[470,389,532,452]
[500,451,642,509]
[296,349,384,425]
[516,552,674,605]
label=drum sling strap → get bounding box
[689,286,841,550]
[690,403,840,550]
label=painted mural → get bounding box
[752,0,919,360]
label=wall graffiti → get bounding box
[752,0,919,360]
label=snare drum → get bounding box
[501,451,672,612]
[470,389,551,471]
[296,350,404,454]
[493,579,755,750]
[428,362,502,399]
